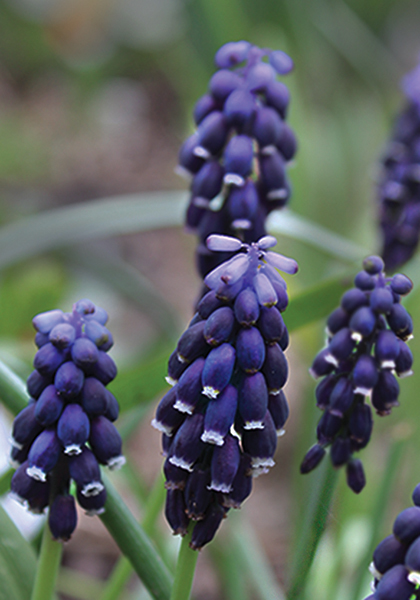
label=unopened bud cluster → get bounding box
[301,256,413,493]
[364,483,420,600]
[178,40,297,277]
[153,234,297,549]
[9,299,124,541]
[379,62,420,270]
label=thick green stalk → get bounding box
[30,522,63,600]
[287,460,338,600]
[170,525,198,600]
[100,473,172,600]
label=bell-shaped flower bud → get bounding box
[262,343,288,393]
[80,377,109,416]
[238,372,268,430]
[184,468,212,519]
[175,358,206,415]
[33,343,67,376]
[373,535,407,576]
[27,428,61,482]
[89,416,125,469]
[70,337,99,369]
[77,486,107,516]
[236,327,266,373]
[346,459,366,494]
[375,564,415,600]
[54,361,84,400]
[11,403,43,449]
[202,384,237,445]
[202,343,236,399]
[49,323,76,349]
[242,410,277,470]
[68,446,104,497]
[165,488,189,536]
[168,413,205,472]
[152,387,186,436]
[49,494,78,541]
[35,385,65,427]
[393,507,420,545]
[268,390,289,435]
[190,502,227,550]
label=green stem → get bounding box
[30,522,63,600]
[0,357,28,414]
[287,460,338,600]
[170,525,198,600]
[100,473,172,600]
[99,472,167,600]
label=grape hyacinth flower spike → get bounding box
[177,40,297,277]
[364,482,420,599]
[9,299,124,541]
[153,234,298,549]
[378,61,420,270]
[301,256,414,493]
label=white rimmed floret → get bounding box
[380,359,396,369]
[81,481,104,497]
[64,444,82,456]
[26,465,47,482]
[151,418,173,436]
[208,481,232,493]
[243,420,264,430]
[193,146,211,160]
[169,455,193,472]
[398,369,414,378]
[277,428,286,437]
[201,430,224,446]
[9,437,23,450]
[174,399,194,415]
[251,457,275,469]
[224,173,245,187]
[107,455,126,470]
[324,353,339,367]
[165,375,177,387]
[351,332,363,343]
[202,385,219,399]
[85,507,106,516]
[353,386,372,396]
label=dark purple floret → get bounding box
[177,41,296,278]
[302,256,413,491]
[9,299,123,542]
[153,233,297,548]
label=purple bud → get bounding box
[363,256,384,275]
[222,453,253,508]
[262,343,288,393]
[206,234,243,253]
[27,370,51,399]
[184,468,212,519]
[349,307,377,340]
[165,488,189,536]
[175,358,206,414]
[259,150,286,197]
[177,321,208,364]
[317,410,342,443]
[352,355,378,394]
[35,385,65,426]
[152,387,185,436]
[276,123,297,161]
[394,507,420,544]
[264,251,298,275]
[268,390,289,434]
[168,413,205,472]
[74,299,95,315]
[27,428,61,481]
[395,340,413,376]
[71,337,99,369]
[68,446,104,496]
[330,437,351,468]
[300,444,326,474]
[204,306,235,347]
[326,308,349,335]
[253,272,278,307]
[33,343,67,376]
[246,62,276,93]
[373,535,407,575]
[32,309,64,334]
[202,343,235,399]
[178,134,205,175]
[84,304,108,325]
[227,180,259,226]
[310,348,335,379]
[197,290,226,320]
[265,81,290,118]
[209,434,241,493]
[164,457,189,490]
[258,306,285,343]
[193,94,219,125]
[348,402,373,447]
[166,350,189,385]
[341,288,368,313]
[49,323,76,349]
[371,370,400,415]
[370,287,394,314]
[195,111,229,158]
[209,69,241,103]
[390,274,413,295]
[89,351,117,385]
[85,320,113,351]
[104,390,119,422]
[11,403,43,449]
[375,564,415,600]
[202,384,238,445]
[242,410,277,470]
[223,89,256,128]
[238,372,268,430]
[80,377,109,416]
[49,494,77,541]
[192,160,224,201]
[77,486,107,516]
[89,416,125,469]
[375,330,400,368]
[329,377,354,418]
[387,304,413,340]
[54,361,84,400]
[405,537,420,584]
[236,327,266,373]
[354,271,376,291]
[234,287,260,325]
[10,460,50,513]
[215,41,251,68]
[223,135,254,186]
[190,502,227,549]
[269,49,293,74]
[327,328,356,362]
[346,459,366,494]
[57,404,90,455]
[253,106,283,149]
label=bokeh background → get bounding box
[1,1,420,599]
